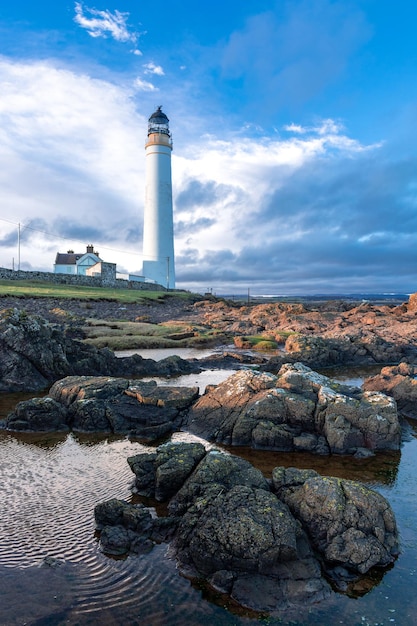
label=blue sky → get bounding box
[0,0,416,295]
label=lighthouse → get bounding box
[142,106,175,289]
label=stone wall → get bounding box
[0,266,167,292]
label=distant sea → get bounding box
[222,293,410,304]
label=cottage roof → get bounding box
[55,252,82,265]
[54,245,101,266]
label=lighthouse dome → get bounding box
[149,106,169,124]
[148,106,170,136]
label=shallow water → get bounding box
[1,365,417,625]
[116,346,223,361]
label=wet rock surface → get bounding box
[95,442,399,612]
[186,364,400,455]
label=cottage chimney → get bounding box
[86,244,94,254]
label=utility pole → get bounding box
[18,222,21,271]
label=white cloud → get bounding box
[0,57,146,271]
[134,77,158,92]
[74,2,137,44]
[283,123,306,133]
[143,62,165,76]
[171,122,382,262]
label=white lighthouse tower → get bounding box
[142,106,175,288]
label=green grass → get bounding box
[82,318,229,350]
[234,335,278,350]
[0,279,193,304]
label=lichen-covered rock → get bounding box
[168,449,270,516]
[128,441,207,501]
[172,483,330,610]
[96,442,399,611]
[95,442,398,611]
[186,364,400,455]
[125,445,331,610]
[272,467,399,577]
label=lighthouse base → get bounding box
[142,259,175,290]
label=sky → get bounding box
[0,0,416,295]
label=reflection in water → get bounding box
[223,445,400,486]
[0,362,417,624]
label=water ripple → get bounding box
[0,431,211,624]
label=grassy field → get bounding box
[0,279,226,349]
[0,279,194,304]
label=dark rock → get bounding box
[95,441,399,612]
[168,449,270,517]
[127,451,158,497]
[4,375,200,440]
[131,445,330,610]
[172,483,330,610]
[4,397,69,432]
[0,308,200,393]
[128,441,206,501]
[94,499,154,556]
[272,467,400,575]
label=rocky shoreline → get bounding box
[1,292,417,614]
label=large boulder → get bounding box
[3,376,199,439]
[272,467,399,583]
[186,364,400,455]
[172,483,329,611]
[96,442,399,612]
[103,445,331,610]
[0,308,200,393]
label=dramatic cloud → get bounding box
[175,217,216,237]
[0,17,416,295]
[0,58,146,271]
[176,180,239,212]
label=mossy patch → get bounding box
[81,318,228,350]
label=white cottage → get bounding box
[54,245,102,275]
